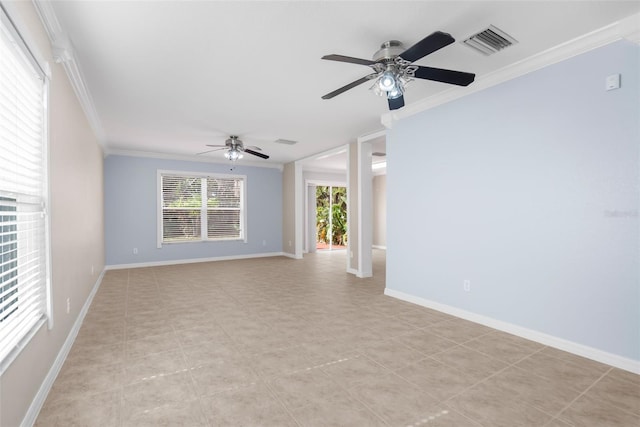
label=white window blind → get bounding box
[160,173,245,244]
[0,5,50,370]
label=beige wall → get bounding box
[372,174,386,248]
[282,162,295,255]
[0,2,105,426]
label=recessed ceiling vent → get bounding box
[372,152,386,157]
[463,25,517,56]
[274,139,297,145]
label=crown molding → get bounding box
[382,12,640,129]
[32,0,106,144]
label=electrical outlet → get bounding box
[66,298,70,314]
[133,248,138,254]
[91,265,94,275]
[262,240,266,246]
[350,251,354,259]
[463,280,471,292]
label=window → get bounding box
[0,5,50,370]
[158,172,246,245]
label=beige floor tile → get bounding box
[35,390,121,427]
[290,395,387,427]
[358,337,427,371]
[559,392,640,426]
[349,372,440,425]
[267,368,349,410]
[125,330,182,359]
[189,356,260,396]
[320,353,390,389]
[199,382,297,426]
[121,400,207,427]
[432,345,507,382]
[123,371,197,418]
[515,350,610,392]
[582,371,640,416]
[394,328,459,355]
[36,251,636,426]
[431,318,495,343]
[395,357,480,401]
[449,380,553,427]
[64,341,125,369]
[47,362,124,404]
[123,349,188,384]
[464,331,544,364]
[482,366,583,415]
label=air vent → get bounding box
[463,25,517,56]
[274,139,297,145]
[372,152,386,157]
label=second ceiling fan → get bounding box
[321,31,475,110]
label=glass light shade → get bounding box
[387,86,403,99]
[225,149,243,161]
[377,71,396,91]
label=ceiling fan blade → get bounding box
[399,31,455,63]
[321,54,376,66]
[197,148,226,155]
[244,149,269,159]
[205,144,227,148]
[245,145,262,151]
[388,95,405,111]
[413,66,475,86]
[322,73,378,100]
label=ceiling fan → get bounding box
[321,31,475,110]
[197,135,269,161]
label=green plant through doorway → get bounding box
[316,186,347,248]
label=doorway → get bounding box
[316,185,347,251]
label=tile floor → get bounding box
[36,250,639,426]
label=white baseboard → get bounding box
[384,288,640,374]
[372,245,387,250]
[106,251,287,270]
[21,270,106,427]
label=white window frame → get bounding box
[157,170,247,247]
[0,2,52,373]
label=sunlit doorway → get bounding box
[316,185,347,251]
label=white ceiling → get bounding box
[46,1,640,168]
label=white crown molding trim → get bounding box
[381,12,640,129]
[105,251,289,270]
[20,269,106,427]
[32,0,106,144]
[385,288,640,374]
[106,149,285,171]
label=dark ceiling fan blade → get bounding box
[399,31,455,63]
[322,73,378,100]
[321,54,376,66]
[244,149,269,159]
[197,148,226,155]
[388,95,405,110]
[413,66,475,86]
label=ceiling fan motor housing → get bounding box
[373,40,405,62]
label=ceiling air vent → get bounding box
[463,25,517,56]
[274,139,297,145]
[372,152,386,157]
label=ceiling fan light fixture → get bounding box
[377,70,397,91]
[224,149,243,161]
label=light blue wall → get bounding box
[387,40,639,361]
[104,155,283,265]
